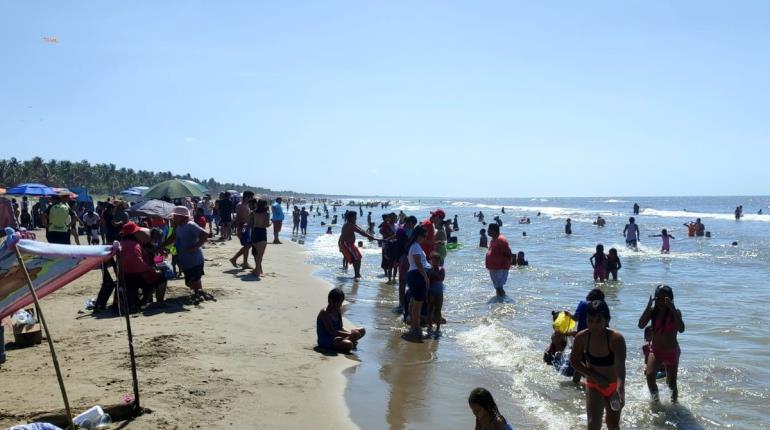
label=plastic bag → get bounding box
[156,261,174,280]
[11,309,38,327]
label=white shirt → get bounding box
[407,242,430,272]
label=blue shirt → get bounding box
[175,221,204,269]
[271,202,285,222]
[574,300,588,332]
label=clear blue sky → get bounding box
[1,1,768,197]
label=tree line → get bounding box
[0,157,313,197]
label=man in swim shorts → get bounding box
[338,211,380,279]
[622,217,640,250]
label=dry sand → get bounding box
[1,237,359,429]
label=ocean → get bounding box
[297,196,770,429]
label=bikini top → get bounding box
[585,330,614,367]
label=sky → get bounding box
[1,1,769,197]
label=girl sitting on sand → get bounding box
[468,387,514,430]
[316,288,365,353]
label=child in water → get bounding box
[649,229,675,253]
[316,288,366,353]
[606,248,621,281]
[590,244,608,282]
[514,251,528,266]
[642,325,666,380]
[479,228,488,248]
[468,388,514,430]
[426,252,445,337]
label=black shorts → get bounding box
[46,230,71,245]
[183,264,205,286]
[407,270,427,301]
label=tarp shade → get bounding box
[0,229,118,320]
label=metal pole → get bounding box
[115,255,141,412]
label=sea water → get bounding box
[300,196,770,429]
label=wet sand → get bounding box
[0,236,358,429]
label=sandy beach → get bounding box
[0,237,359,429]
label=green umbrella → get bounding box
[142,179,205,200]
[183,179,208,193]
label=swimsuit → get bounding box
[251,227,267,243]
[584,330,618,398]
[651,312,680,366]
[316,311,342,349]
[339,239,362,263]
[661,235,671,252]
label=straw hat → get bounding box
[171,206,190,218]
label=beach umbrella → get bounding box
[6,183,56,196]
[53,188,78,199]
[127,199,177,219]
[183,180,208,193]
[142,179,205,200]
[119,186,149,196]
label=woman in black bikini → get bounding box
[570,300,627,430]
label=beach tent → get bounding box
[6,183,56,196]
[142,179,204,200]
[127,199,176,219]
[68,187,93,206]
[119,186,150,203]
[0,228,144,428]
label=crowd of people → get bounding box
[313,202,702,430]
[0,193,745,428]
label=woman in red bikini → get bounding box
[637,284,685,402]
[570,300,627,430]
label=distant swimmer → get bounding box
[623,217,640,250]
[565,218,572,235]
[759,209,763,215]
[501,207,506,214]
[594,216,606,227]
[633,202,640,215]
[479,228,488,248]
[514,251,528,266]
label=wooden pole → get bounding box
[13,247,74,430]
[115,255,141,412]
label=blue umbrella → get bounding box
[6,183,56,196]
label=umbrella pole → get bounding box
[116,256,141,412]
[13,247,75,430]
